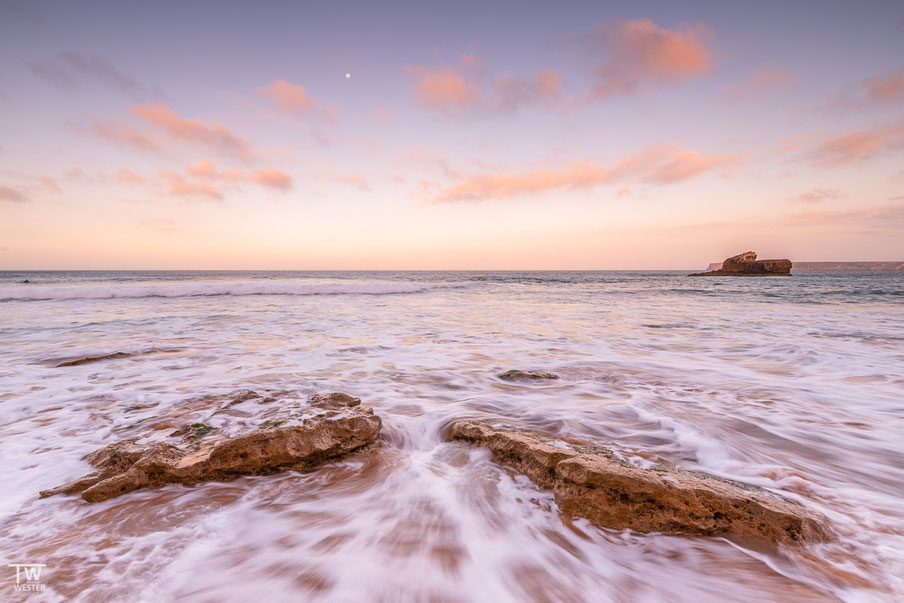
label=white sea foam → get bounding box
[0,271,902,601]
[0,280,468,301]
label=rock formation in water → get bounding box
[690,251,791,277]
[498,370,560,382]
[41,394,381,503]
[450,420,829,545]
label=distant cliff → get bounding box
[691,251,791,277]
[705,261,904,271]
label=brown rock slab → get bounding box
[309,392,361,409]
[450,420,830,545]
[498,370,560,382]
[690,251,792,277]
[41,405,382,503]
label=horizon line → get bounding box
[2,262,902,272]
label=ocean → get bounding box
[0,270,902,601]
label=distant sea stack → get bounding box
[689,251,791,277]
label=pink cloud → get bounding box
[116,169,144,184]
[161,171,224,200]
[432,162,607,203]
[40,177,62,193]
[459,54,485,71]
[331,173,370,191]
[185,158,218,179]
[799,188,839,203]
[865,66,904,103]
[0,185,27,202]
[494,69,563,110]
[229,168,293,191]
[131,103,253,159]
[639,147,737,184]
[407,56,565,115]
[90,121,159,152]
[161,160,293,199]
[588,19,713,98]
[429,143,740,203]
[805,123,904,167]
[407,66,482,112]
[259,79,319,115]
[816,66,904,114]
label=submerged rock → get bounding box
[498,370,560,382]
[41,402,381,503]
[56,351,135,367]
[689,251,792,277]
[450,420,829,545]
[309,392,361,409]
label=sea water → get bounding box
[0,270,902,602]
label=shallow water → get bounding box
[1,270,902,602]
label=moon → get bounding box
[345,73,351,79]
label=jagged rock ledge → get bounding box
[450,420,829,545]
[689,251,791,277]
[41,393,381,503]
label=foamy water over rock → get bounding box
[450,420,829,545]
[1,271,902,601]
[40,394,381,503]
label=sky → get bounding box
[1,0,903,269]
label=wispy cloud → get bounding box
[408,21,712,115]
[493,69,563,110]
[0,185,28,202]
[131,103,254,159]
[429,143,740,203]
[789,202,904,234]
[721,64,795,99]
[585,19,713,99]
[803,123,904,167]
[161,170,225,200]
[228,168,293,191]
[116,169,144,184]
[257,79,339,133]
[799,188,839,203]
[40,177,61,193]
[160,159,293,200]
[259,79,319,115]
[88,121,160,153]
[30,51,162,100]
[406,54,563,115]
[331,173,371,191]
[815,65,904,114]
[407,65,482,113]
[864,66,904,104]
